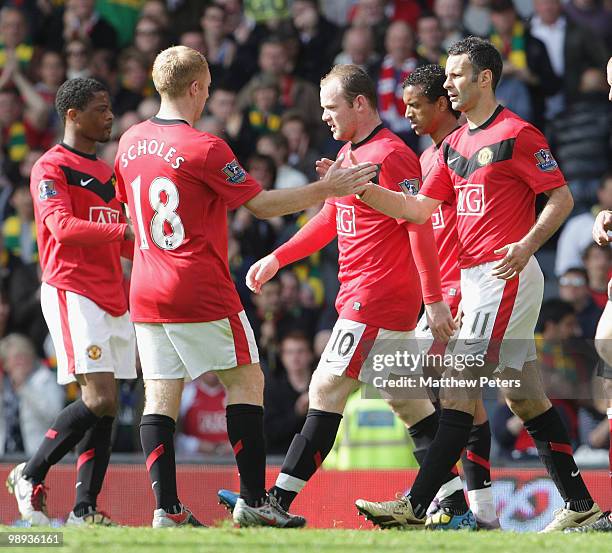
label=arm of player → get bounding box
[246,205,337,293]
[44,210,131,246]
[407,222,456,342]
[358,187,442,224]
[492,185,573,280]
[244,155,377,218]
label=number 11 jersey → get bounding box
[114,117,262,323]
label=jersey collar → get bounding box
[350,123,385,150]
[467,105,504,135]
[150,116,190,126]
[59,142,97,160]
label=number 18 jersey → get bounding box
[114,117,262,323]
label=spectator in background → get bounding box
[200,3,237,85]
[583,243,612,309]
[556,173,612,276]
[118,48,151,97]
[489,0,561,130]
[433,0,466,51]
[34,51,65,137]
[565,0,612,50]
[548,68,611,210]
[64,38,92,80]
[351,0,391,55]
[333,25,379,70]
[374,21,423,150]
[238,36,322,145]
[290,0,340,84]
[558,267,603,339]
[263,331,313,454]
[416,13,447,66]
[0,334,63,456]
[0,6,34,75]
[256,133,309,190]
[89,49,143,118]
[176,372,231,456]
[278,270,321,341]
[179,28,206,55]
[132,15,167,69]
[248,278,283,367]
[3,181,37,267]
[463,0,492,37]
[140,0,170,30]
[38,0,118,53]
[529,0,608,119]
[281,111,319,181]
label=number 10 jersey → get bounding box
[115,117,262,323]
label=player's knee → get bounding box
[308,371,348,413]
[83,394,117,417]
[386,398,434,427]
[506,397,550,421]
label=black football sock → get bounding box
[461,422,492,491]
[409,412,467,514]
[140,414,180,513]
[524,407,593,511]
[226,404,267,507]
[270,409,343,511]
[24,400,99,483]
[73,416,114,516]
[407,409,473,518]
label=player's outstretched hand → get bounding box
[592,210,612,245]
[491,242,533,280]
[323,154,377,197]
[246,254,280,294]
[425,301,456,343]
[315,157,334,179]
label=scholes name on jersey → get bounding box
[120,139,185,169]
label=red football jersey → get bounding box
[420,141,461,312]
[421,107,566,269]
[31,143,128,316]
[180,381,228,445]
[114,118,262,322]
[329,126,434,330]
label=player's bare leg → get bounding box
[7,372,116,526]
[267,370,359,513]
[141,378,203,527]
[500,361,601,532]
[216,363,306,528]
[461,399,499,529]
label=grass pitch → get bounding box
[1,525,610,553]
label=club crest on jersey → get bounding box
[87,345,102,360]
[38,179,57,200]
[222,159,247,184]
[336,203,356,236]
[477,147,493,166]
[398,178,420,195]
[534,149,558,172]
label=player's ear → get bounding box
[480,69,493,90]
[65,107,79,123]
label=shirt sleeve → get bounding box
[202,138,263,210]
[512,125,566,194]
[420,146,455,205]
[31,159,74,223]
[114,153,127,204]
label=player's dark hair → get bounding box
[403,64,461,119]
[321,64,377,110]
[55,78,108,123]
[536,299,575,333]
[447,36,503,92]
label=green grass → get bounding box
[1,525,611,553]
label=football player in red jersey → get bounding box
[356,64,499,530]
[238,64,479,529]
[113,46,376,528]
[573,55,612,533]
[6,78,136,526]
[332,37,601,532]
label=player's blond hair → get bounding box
[152,46,209,98]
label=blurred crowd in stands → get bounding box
[0,0,610,467]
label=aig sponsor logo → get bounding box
[336,203,356,236]
[90,206,120,224]
[431,206,445,229]
[456,184,485,216]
